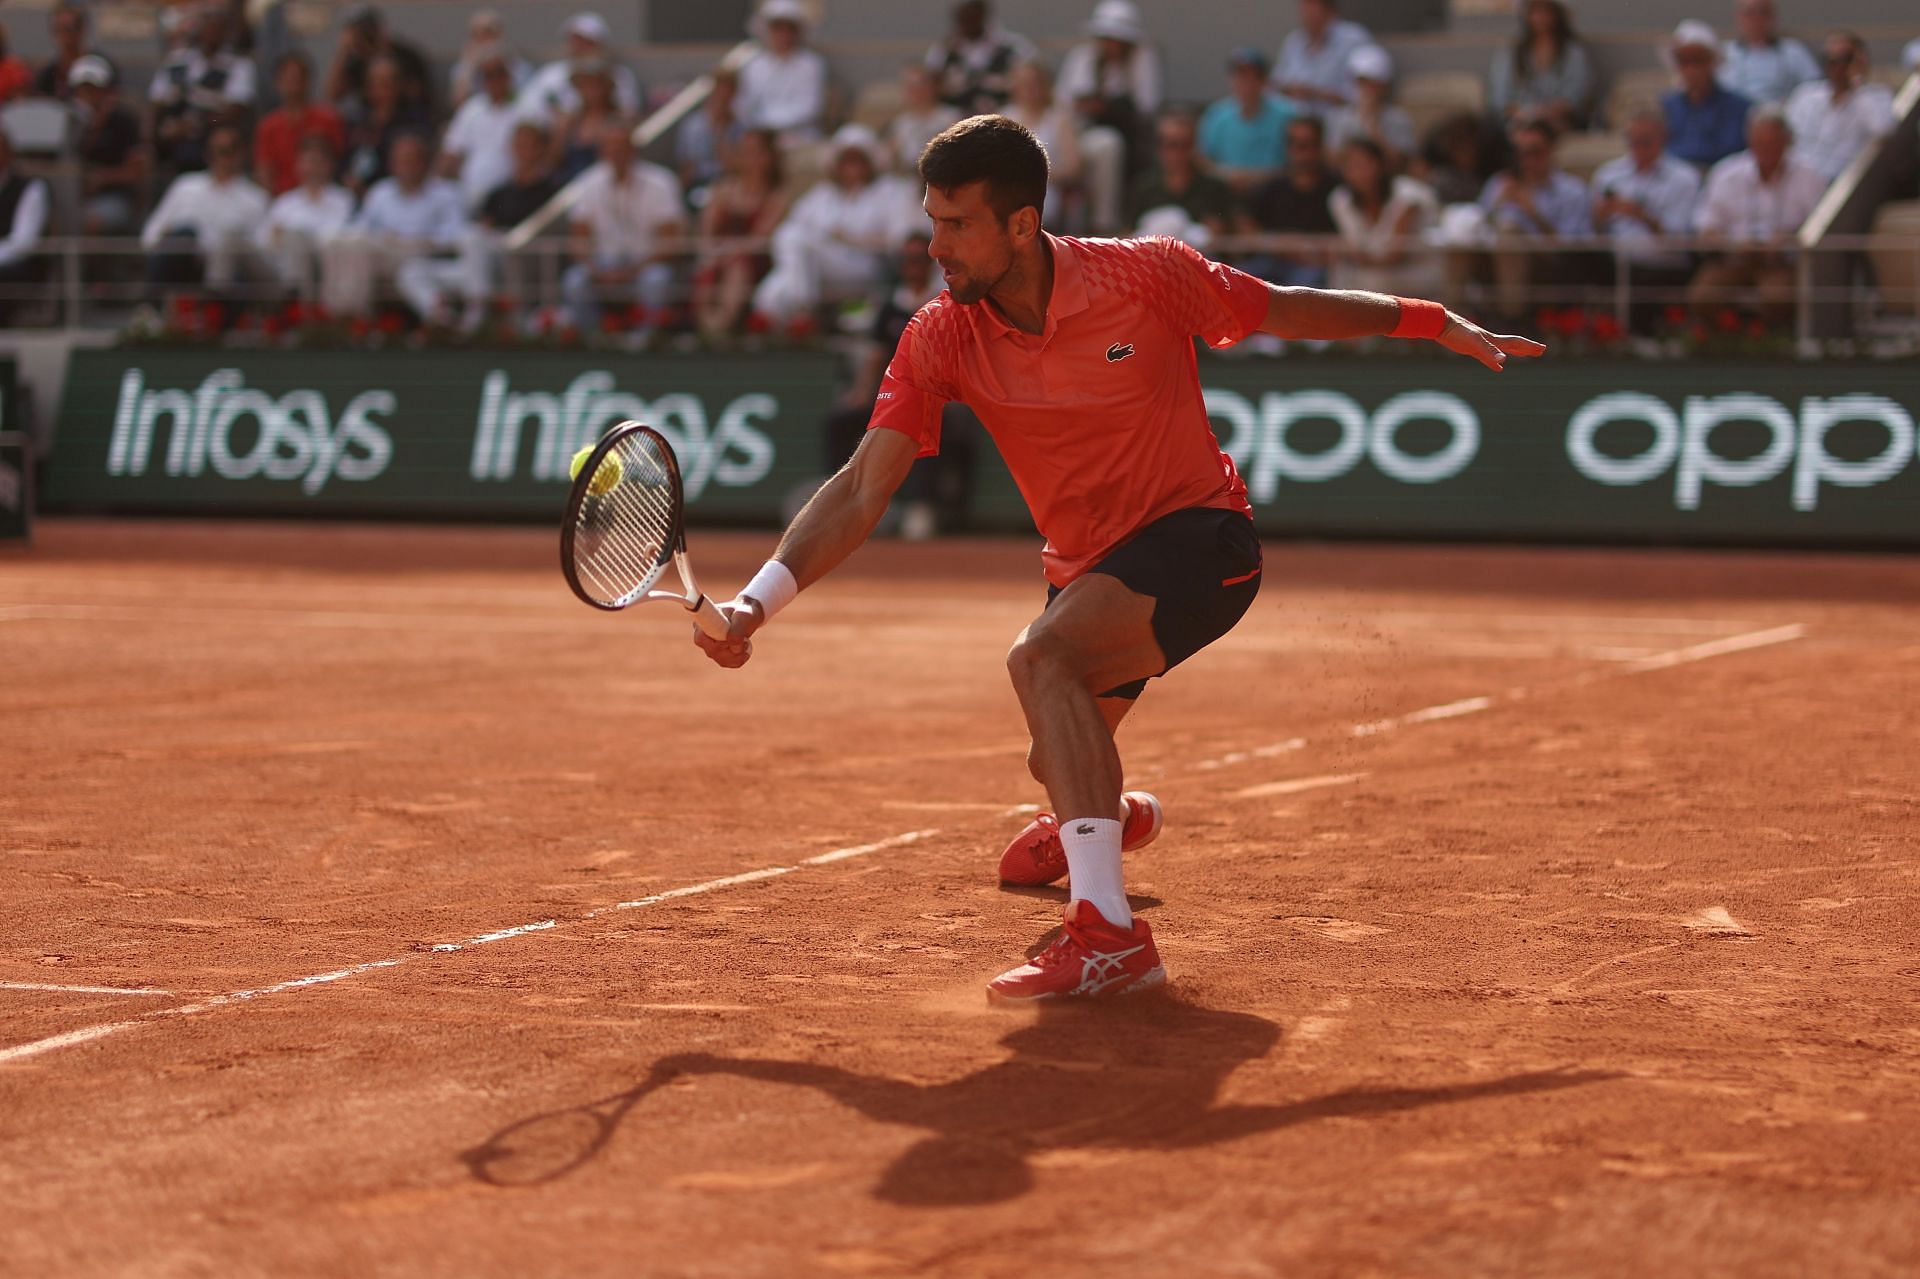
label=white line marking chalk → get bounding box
[1234,773,1369,800]
[0,982,174,997]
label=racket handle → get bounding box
[690,594,732,641]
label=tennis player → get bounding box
[696,115,1543,1003]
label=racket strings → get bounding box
[571,437,680,607]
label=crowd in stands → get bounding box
[0,0,1912,339]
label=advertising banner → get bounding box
[45,348,1920,546]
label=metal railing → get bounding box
[2,230,1916,353]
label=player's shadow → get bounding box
[462,996,1616,1205]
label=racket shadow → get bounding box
[459,998,1618,1205]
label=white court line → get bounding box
[0,626,1805,1068]
[0,981,173,996]
[1234,773,1369,800]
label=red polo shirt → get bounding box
[868,234,1268,586]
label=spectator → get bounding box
[1272,0,1373,118]
[1330,138,1442,295]
[1241,115,1339,286]
[752,124,915,326]
[142,124,269,295]
[70,56,147,236]
[1128,111,1236,242]
[1326,45,1417,173]
[1001,59,1082,228]
[1720,0,1820,107]
[32,2,107,103]
[1907,39,1920,77]
[1663,21,1753,171]
[150,4,258,174]
[1591,110,1702,330]
[1479,119,1593,317]
[326,4,431,118]
[888,65,963,174]
[1489,0,1594,133]
[257,136,354,292]
[1198,48,1294,197]
[549,60,624,182]
[449,11,529,108]
[0,24,30,104]
[323,130,467,317]
[441,47,526,213]
[738,0,829,144]
[1784,32,1894,181]
[1689,106,1824,323]
[341,55,428,195]
[400,118,560,330]
[691,127,790,341]
[254,52,346,196]
[1058,0,1161,232]
[926,1,1038,116]
[518,12,640,118]
[676,68,745,199]
[1420,112,1505,205]
[562,121,686,334]
[821,232,977,540]
[0,133,50,322]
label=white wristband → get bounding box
[736,559,798,622]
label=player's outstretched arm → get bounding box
[1259,287,1546,372]
[693,427,919,669]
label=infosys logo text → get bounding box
[106,368,394,494]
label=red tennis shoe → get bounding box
[986,900,1166,1004]
[997,791,1162,887]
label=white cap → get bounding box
[752,0,811,34]
[564,12,610,43]
[1348,44,1393,82]
[1904,37,1919,72]
[1086,0,1144,43]
[1669,20,1721,59]
[829,122,882,167]
[68,54,113,89]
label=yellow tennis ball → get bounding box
[570,446,623,497]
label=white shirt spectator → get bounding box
[1693,150,1826,241]
[1056,42,1162,116]
[737,46,829,137]
[780,175,918,286]
[887,104,963,172]
[353,176,468,246]
[1329,174,1441,294]
[572,160,684,260]
[1272,18,1373,116]
[517,59,640,118]
[148,47,257,110]
[257,184,355,248]
[140,171,269,250]
[1783,79,1895,180]
[1719,37,1821,106]
[1591,151,1701,267]
[443,94,527,212]
[0,177,48,267]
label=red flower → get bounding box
[558,323,580,345]
[784,313,819,341]
[376,310,407,335]
[743,310,772,334]
[1662,305,1687,329]
[348,316,372,340]
[262,314,286,337]
[1589,313,1624,343]
[169,293,200,320]
[1746,317,1769,339]
[1688,322,1709,345]
[625,304,649,327]
[492,295,517,315]
[1714,308,1743,333]
[283,300,307,327]
[200,301,227,332]
[601,310,629,334]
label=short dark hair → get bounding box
[918,114,1049,223]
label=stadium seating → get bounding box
[1398,71,1488,142]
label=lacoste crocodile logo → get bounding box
[1106,343,1135,363]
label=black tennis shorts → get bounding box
[1046,506,1263,701]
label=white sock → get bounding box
[1060,816,1131,927]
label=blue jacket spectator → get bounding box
[1662,22,1752,171]
[1271,0,1372,118]
[1479,122,1591,237]
[1199,48,1294,193]
[1719,0,1820,106]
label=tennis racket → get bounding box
[560,422,731,640]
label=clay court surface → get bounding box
[1,520,1915,1277]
